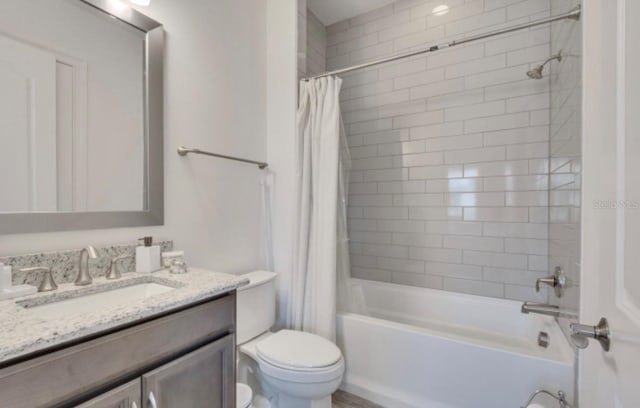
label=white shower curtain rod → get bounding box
[303,5,581,81]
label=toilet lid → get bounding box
[236,383,252,408]
[255,330,342,369]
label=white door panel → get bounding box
[0,34,56,212]
[581,0,640,406]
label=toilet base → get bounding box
[278,394,331,408]
[252,395,271,408]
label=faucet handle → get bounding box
[536,277,556,292]
[21,267,57,292]
[106,255,134,280]
[535,266,567,297]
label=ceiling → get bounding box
[307,0,397,26]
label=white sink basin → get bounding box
[23,283,174,320]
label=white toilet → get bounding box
[236,271,345,408]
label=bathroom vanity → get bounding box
[0,269,247,408]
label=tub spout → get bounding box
[521,303,560,317]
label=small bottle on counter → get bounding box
[135,237,161,273]
[169,259,189,275]
[162,250,185,268]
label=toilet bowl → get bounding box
[236,271,344,408]
[242,331,345,403]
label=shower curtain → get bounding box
[290,77,351,341]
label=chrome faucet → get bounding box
[521,303,561,317]
[75,246,98,286]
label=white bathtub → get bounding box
[336,279,575,408]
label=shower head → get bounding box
[525,52,562,80]
[526,65,544,79]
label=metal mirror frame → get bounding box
[0,0,164,234]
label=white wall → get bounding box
[266,0,298,326]
[0,0,268,276]
[328,0,553,302]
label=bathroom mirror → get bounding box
[0,0,164,233]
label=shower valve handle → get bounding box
[535,267,567,297]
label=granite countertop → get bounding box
[0,268,248,364]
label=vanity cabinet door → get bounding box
[75,379,142,408]
[142,334,235,408]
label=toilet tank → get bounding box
[236,271,277,344]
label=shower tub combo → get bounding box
[336,279,574,408]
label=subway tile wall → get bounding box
[326,0,554,301]
[307,10,327,76]
[298,0,307,78]
[548,0,581,339]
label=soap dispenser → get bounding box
[0,263,37,300]
[135,237,161,273]
[0,263,11,291]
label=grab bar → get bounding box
[177,146,268,169]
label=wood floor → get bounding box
[332,391,385,408]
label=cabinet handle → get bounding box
[148,392,158,408]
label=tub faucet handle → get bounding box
[536,267,567,297]
[536,277,556,292]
